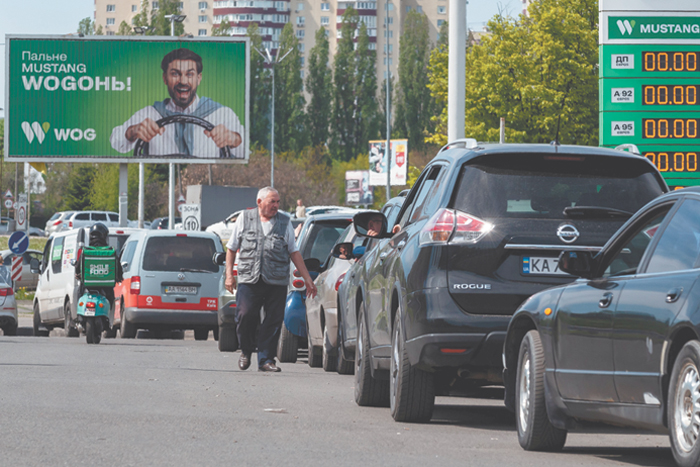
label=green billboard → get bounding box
[5,36,249,164]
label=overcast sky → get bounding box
[0,0,520,118]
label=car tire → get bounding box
[194,327,209,341]
[120,301,136,339]
[322,325,337,372]
[390,312,435,422]
[516,330,567,451]
[213,326,219,341]
[308,325,322,368]
[669,340,700,467]
[277,321,298,363]
[354,304,389,407]
[33,302,48,337]
[3,322,18,336]
[64,301,79,338]
[336,308,354,375]
[218,325,238,352]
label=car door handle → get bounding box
[396,240,406,250]
[667,287,683,303]
[599,292,613,309]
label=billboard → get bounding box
[345,170,373,205]
[5,35,249,164]
[368,139,407,186]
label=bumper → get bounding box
[405,331,506,374]
[218,299,237,327]
[0,310,18,327]
[283,290,307,338]
[125,307,218,329]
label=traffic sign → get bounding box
[4,199,12,209]
[17,206,26,230]
[11,256,22,283]
[8,231,29,255]
[4,190,12,199]
[180,204,201,231]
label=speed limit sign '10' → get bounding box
[180,204,201,231]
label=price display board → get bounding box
[599,0,700,189]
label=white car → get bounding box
[66,211,121,230]
[45,211,75,234]
[205,209,249,242]
[0,265,17,336]
[0,249,43,290]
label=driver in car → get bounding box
[110,48,244,158]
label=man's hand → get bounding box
[305,278,317,299]
[204,124,242,148]
[125,118,164,143]
[225,274,237,294]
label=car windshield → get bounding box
[142,236,218,272]
[301,220,352,263]
[452,154,665,219]
[0,265,12,285]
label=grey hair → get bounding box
[257,186,279,201]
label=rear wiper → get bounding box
[563,206,634,219]
[180,268,214,274]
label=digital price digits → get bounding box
[642,118,699,139]
[644,151,699,172]
[643,52,698,72]
[642,85,699,105]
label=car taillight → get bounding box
[335,273,346,292]
[0,288,13,297]
[69,221,73,228]
[53,220,62,226]
[419,208,492,246]
[291,269,305,290]
[130,276,141,295]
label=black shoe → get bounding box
[238,353,251,371]
[259,362,281,372]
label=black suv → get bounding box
[350,142,668,422]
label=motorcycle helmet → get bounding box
[89,222,109,247]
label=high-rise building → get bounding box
[94,0,449,92]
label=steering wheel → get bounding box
[133,114,232,158]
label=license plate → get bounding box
[83,309,95,316]
[522,256,569,275]
[164,286,197,294]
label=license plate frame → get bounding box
[522,256,570,276]
[164,286,198,294]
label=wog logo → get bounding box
[21,121,96,144]
[617,19,636,35]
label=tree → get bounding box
[117,20,133,36]
[211,17,232,36]
[151,0,185,36]
[274,23,306,153]
[330,8,359,162]
[426,21,449,146]
[247,23,271,148]
[394,11,432,150]
[77,17,94,36]
[426,0,598,146]
[62,165,95,211]
[306,27,332,147]
[133,0,150,31]
[354,22,380,153]
[95,25,104,36]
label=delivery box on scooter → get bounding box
[81,246,117,287]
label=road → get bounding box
[0,311,674,467]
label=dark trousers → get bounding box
[236,280,287,367]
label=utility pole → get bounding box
[448,0,466,141]
[385,0,392,202]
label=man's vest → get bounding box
[80,246,118,288]
[237,209,291,286]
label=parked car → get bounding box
[0,217,45,236]
[503,187,700,464]
[212,252,237,352]
[149,217,183,230]
[350,141,668,422]
[205,209,247,241]
[114,230,223,340]
[276,212,357,363]
[108,227,145,255]
[0,266,17,336]
[293,205,355,219]
[336,195,405,374]
[66,211,120,230]
[305,225,366,372]
[1,249,43,290]
[45,211,75,235]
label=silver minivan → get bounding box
[116,230,223,340]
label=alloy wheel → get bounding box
[675,362,700,453]
[519,352,532,433]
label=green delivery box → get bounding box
[82,246,117,287]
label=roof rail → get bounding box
[614,143,641,155]
[438,138,479,154]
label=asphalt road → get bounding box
[0,314,675,467]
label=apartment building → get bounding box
[94,0,449,86]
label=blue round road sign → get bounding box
[9,231,29,255]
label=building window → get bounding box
[384,30,393,38]
[437,19,445,26]
[438,5,446,14]
[106,18,116,25]
[296,2,303,11]
[383,58,393,65]
[106,4,116,12]
[300,70,305,79]
[297,16,305,26]
[152,1,159,10]
[369,43,376,50]
[132,4,138,11]
[417,6,422,13]
[199,1,208,9]
[107,31,115,35]
[321,3,330,11]
[178,2,184,11]
[321,16,329,25]
[384,44,393,53]
[296,29,305,38]
[199,15,208,23]
[298,43,305,52]
[325,29,330,37]
[406,6,411,12]
[199,29,207,36]
[386,17,393,24]
[300,56,305,66]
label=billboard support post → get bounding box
[138,163,144,228]
[169,163,175,230]
[118,163,128,227]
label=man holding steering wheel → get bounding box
[110,48,244,158]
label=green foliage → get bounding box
[330,152,371,205]
[426,22,449,146]
[306,27,332,147]
[117,21,134,36]
[95,25,104,36]
[0,119,4,157]
[151,0,185,36]
[426,0,599,146]
[247,23,271,147]
[89,164,162,219]
[330,8,358,162]
[354,23,380,151]
[274,23,307,153]
[211,17,232,36]
[133,0,150,30]
[62,165,95,211]
[394,11,432,150]
[77,17,94,36]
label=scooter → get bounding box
[76,289,110,344]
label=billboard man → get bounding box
[110,48,244,158]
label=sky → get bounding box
[0,0,521,118]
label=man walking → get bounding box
[225,187,317,372]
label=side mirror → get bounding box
[353,211,388,238]
[213,252,226,266]
[332,242,356,260]
[30,257,41,274]
[70,259,76,267]
[304,258,321,273]
[558,251,594,278]
[121,261,129,270]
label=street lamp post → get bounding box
[253,46,293,188]
[164,14,186,230]
[133,26,152,229]
[385,0,392,202]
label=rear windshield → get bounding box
[108,234,130,254]
[452,154,665,219]
[48,213,61,221]
[142,236,218,272]
[301,220,352,262]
